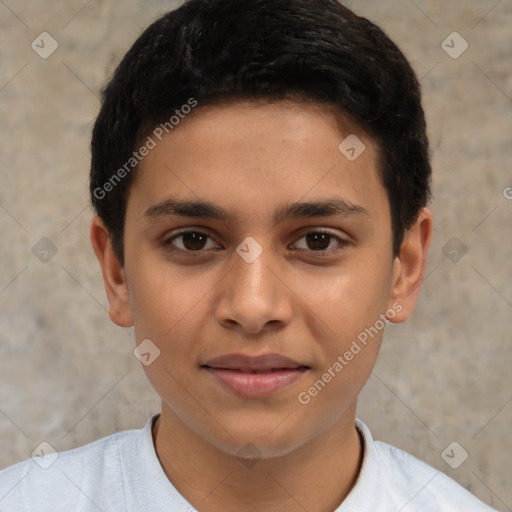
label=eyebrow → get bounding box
[144,197,369,226]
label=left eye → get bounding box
[293,231,346,253]
[163,230,347,255]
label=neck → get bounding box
[152,405,363,512]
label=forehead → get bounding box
[128,101,389,227]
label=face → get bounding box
[92,101,431,459]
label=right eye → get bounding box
[162,230,220,254]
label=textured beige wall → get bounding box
[0,1,510,510]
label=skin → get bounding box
[91,101,433,512]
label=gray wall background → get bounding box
[0,1,510,510]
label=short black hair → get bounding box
[90,0,431,266]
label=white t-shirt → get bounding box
[0,415,497,511]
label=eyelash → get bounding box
[162,229,350,257]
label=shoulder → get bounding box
[375,440,495,510]
[0,424,145,512]
[340,420,497,512]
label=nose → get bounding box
[214,241,294,335]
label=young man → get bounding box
[0,0,498,510]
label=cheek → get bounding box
[128,265,208,409]
[129,255,212,340]
[298,259,392,338]
[295,269,388,421]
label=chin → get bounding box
[206,416,311,460]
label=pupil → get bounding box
[307,233,330,251]
[183,232,207,250]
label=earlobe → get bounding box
[388,207,433,323]
[90,216,134,328]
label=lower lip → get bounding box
[203,367,307,398]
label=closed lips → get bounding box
[201,353,310,398]
[201,353,310,373]
[202,366,309,373]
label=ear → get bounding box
[90,216,133,328]
[387,207,433,323]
